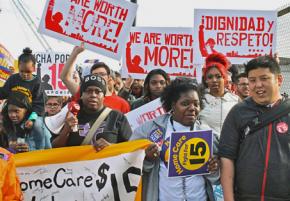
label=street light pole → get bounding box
[130,0,137,26]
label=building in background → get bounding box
[277,3,290,95]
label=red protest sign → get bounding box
[39,0,138,60]
[122,27,202,81]
[193,9,277,64]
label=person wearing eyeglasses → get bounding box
[52,74,132,149]
[60,43,130,114]
[234,73,250,100]
[199,53,239,136]
[44,96,63,116]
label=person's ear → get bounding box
[277,74,283,87]
[171,103,176,114]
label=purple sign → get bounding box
[168,130,213,177]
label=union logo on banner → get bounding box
[168,130,213,177]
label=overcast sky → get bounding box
[0,0,289,70]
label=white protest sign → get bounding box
[193,9,277,64]
[121,27,202,81]
[35,52,70,96]
[126,98,166,131]
[39,0,138,60]
[17,149,145,201]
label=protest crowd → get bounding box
[0,1,289,201]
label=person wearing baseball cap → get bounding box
[52,74,132,151]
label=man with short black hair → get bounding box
[61,43,130,113]
[234,72,249,100]
[219,55,290,201]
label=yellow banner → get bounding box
[15,140,151,201]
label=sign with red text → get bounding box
[16,140,150,201]
[39,0,138,60]
[193,9,277,64]
[35,52,70,96]
[122,27,202,80]
[168,130,213,177]
[125,98,166,131]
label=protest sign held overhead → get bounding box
[34,52,70,96]
[126,98,166,131]
[193,9,277,64]
[39,0,138,60]
[168,130,213,177]
[16,140,150,201]
[122,27,202,81]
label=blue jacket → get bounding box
[8,116,51,151]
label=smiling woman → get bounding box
[130,77,220,201]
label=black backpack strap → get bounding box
[240,98,290,142]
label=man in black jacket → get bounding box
[52,74,132,150]
[219,55,290,201]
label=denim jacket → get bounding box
[130,114,220,201]
[8,116,51,151]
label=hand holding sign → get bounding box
[145,144,160,161]
[93,138,111,152]
[208,156,219,173]
[65,111,78,132]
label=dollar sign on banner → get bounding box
[96,163,110,191]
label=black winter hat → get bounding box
[80,74,107,95]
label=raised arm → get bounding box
[60,43,84,96]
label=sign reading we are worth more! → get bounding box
[168,130,213,177]
[193,9,277,64]
[16,140,150,201]
[122,27,202,80]
[39,0,138,60]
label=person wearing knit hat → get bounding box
[1,90,52,153]
[52,74,132,151]
[80,74,107,96]
[199,52,239,136]
[60,43,130,113]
